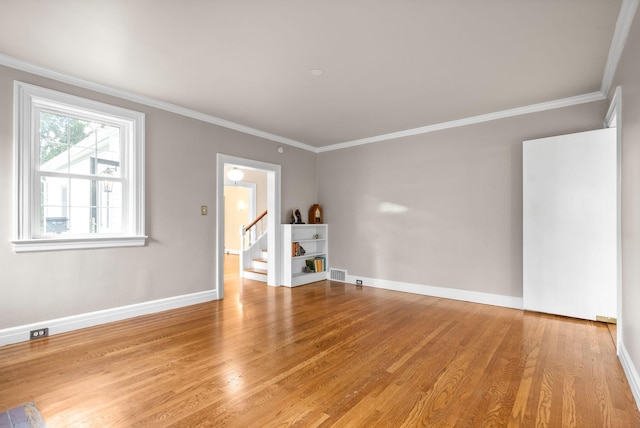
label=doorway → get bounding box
[224,179,256,254]
[216,154,281,298]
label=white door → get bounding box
[523,128,616,321]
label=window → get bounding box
[13,82,146,252]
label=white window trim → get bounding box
[12,81,146,252]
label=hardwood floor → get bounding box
[0,255,638,426]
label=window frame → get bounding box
[13,81,146,252]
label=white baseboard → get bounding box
[0,289,218,347]
[619,339,640,411]
[345,274,523,310]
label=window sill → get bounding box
[12,236,148,253]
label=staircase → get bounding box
[240,210,269,283]
[243,249,268,282]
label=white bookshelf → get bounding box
[281,224,328,287]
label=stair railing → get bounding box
[240,210,268,276]
[241,209,268,249]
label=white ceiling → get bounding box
[0,1,625,150]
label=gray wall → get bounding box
[612,7,640,398]
[0,65,317,328]
[318,101,608,298]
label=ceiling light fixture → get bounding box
[227,167,244,182]
[310,69,323,76]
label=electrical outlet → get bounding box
[30,328,49,340]
[356,279,363,285]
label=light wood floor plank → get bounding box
[0,255,638,427]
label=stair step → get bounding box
[252,258,268,270]
[244,267,267,275]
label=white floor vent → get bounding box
[329,268,347,282]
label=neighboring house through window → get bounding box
[13,82,146,252]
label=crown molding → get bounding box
[317,92,606,153]
[601,0,639,96]
[0,32,623,156]
[0,53,316,152]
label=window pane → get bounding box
[96,207,122,234]
[68,146,96,175]
[40,142,69,173]
[39,112,122,177]
[69,178,93,234]
[96,126,121,177]
[73,118,96,149]
[99,181,122,208]
[40,176,70,235]
[40,176,124,235]
[39,112,91,167]
[97,180,123,233]
[68,206,92,235]
[42,206,69,235]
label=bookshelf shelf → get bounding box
[281,224,328,287]
[292,252,325,259]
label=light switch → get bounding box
[201,205,208,215]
